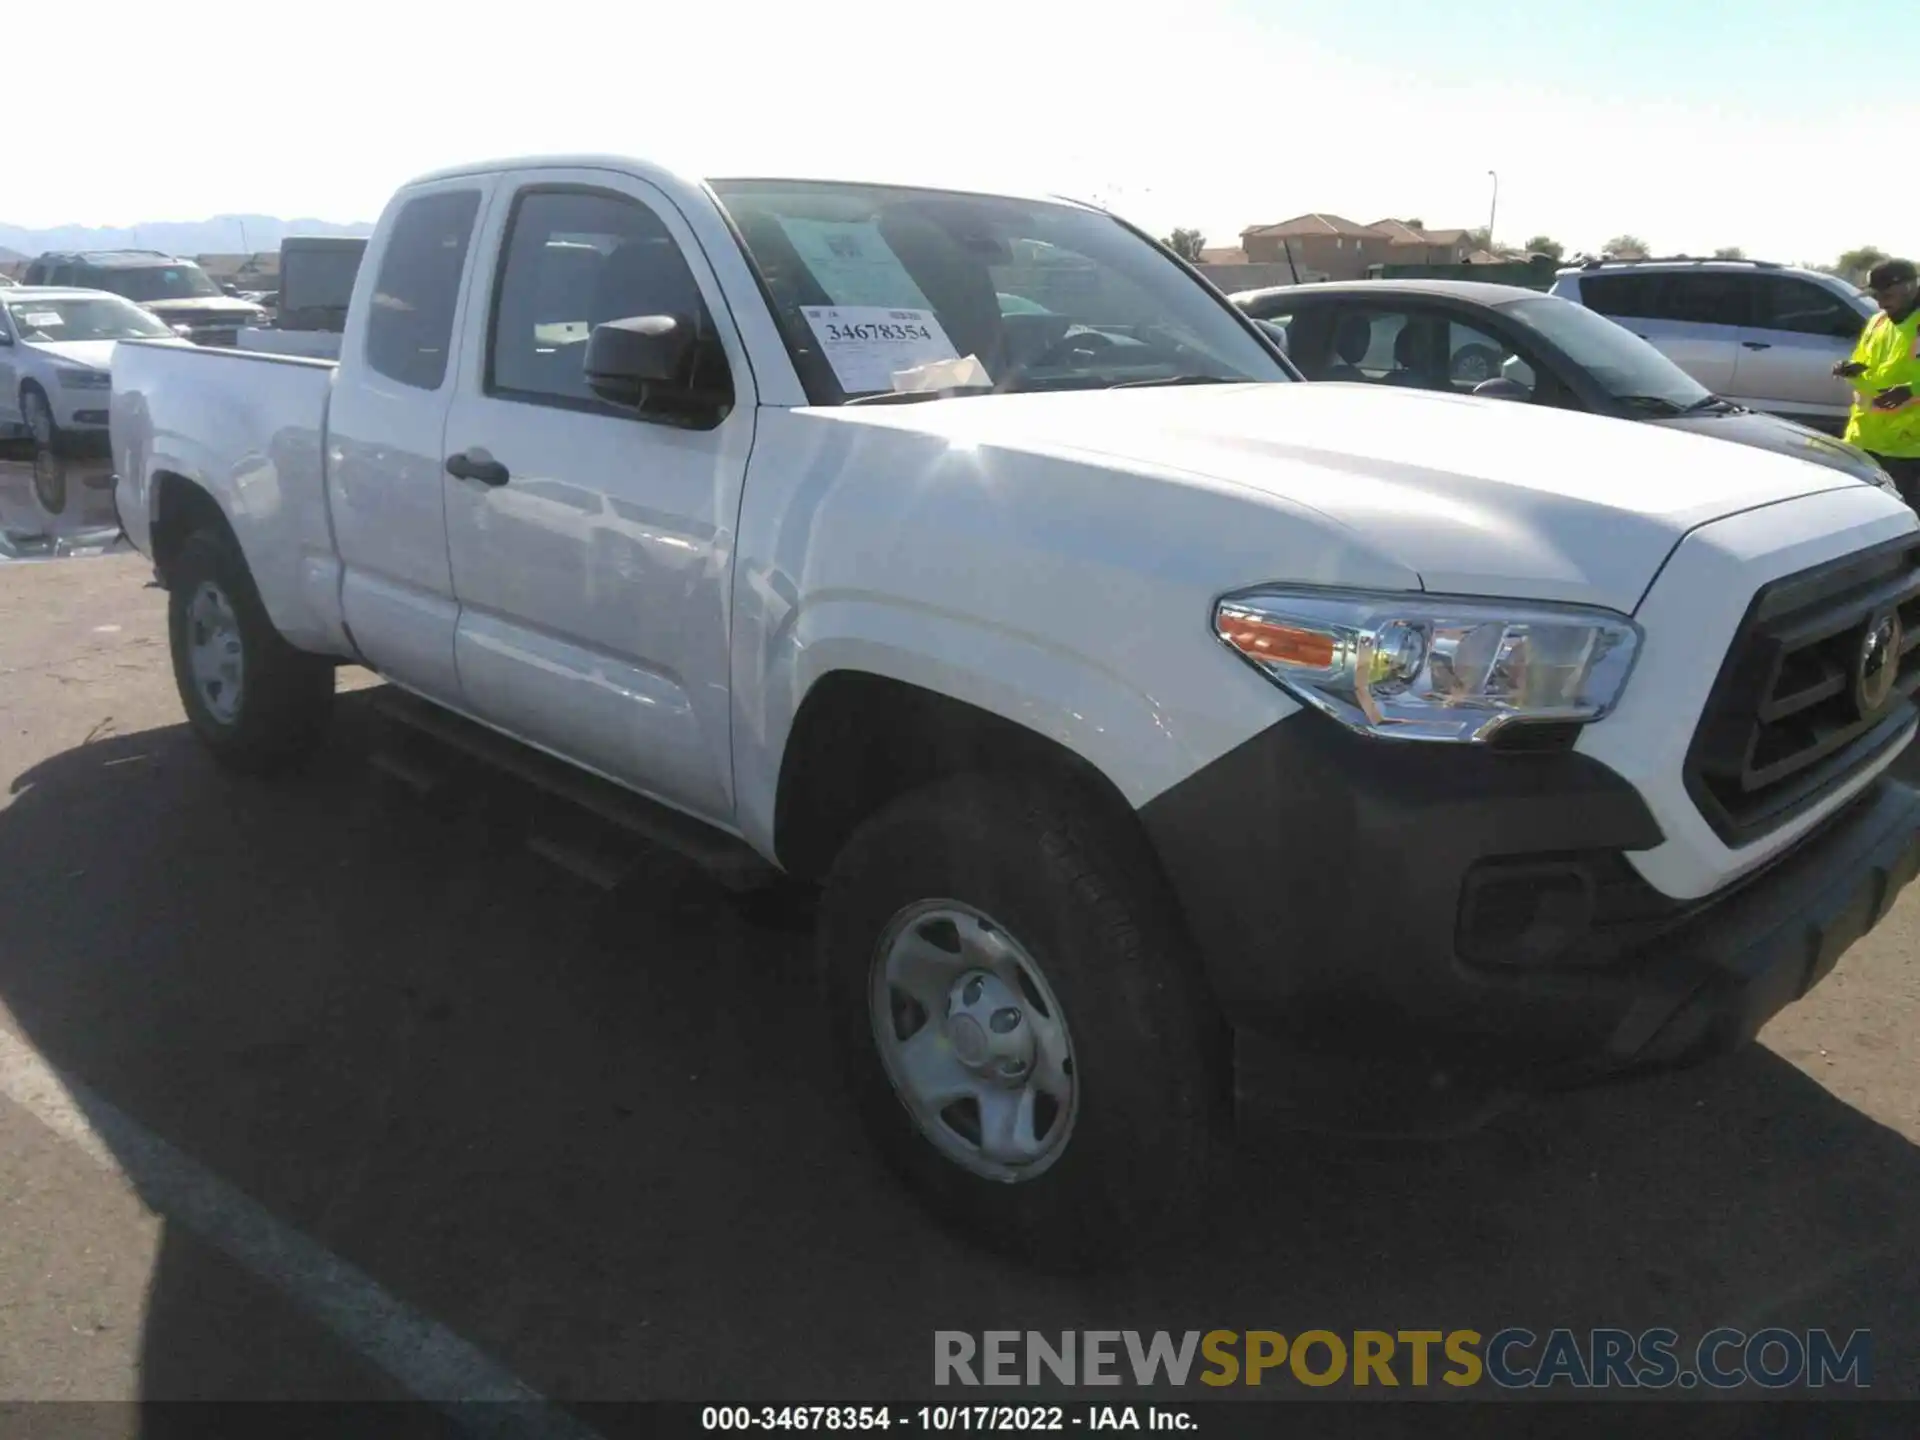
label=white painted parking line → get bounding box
[0,1025,602,1439]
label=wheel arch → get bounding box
[772,669,1165,888]
[149,470,238,587]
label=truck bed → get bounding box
[110,339,349,656]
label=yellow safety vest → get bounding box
[1842,307,1920,458]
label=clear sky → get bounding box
[11,0,1914,266]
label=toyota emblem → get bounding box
[1853,610,1903,718]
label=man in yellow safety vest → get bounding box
[1836,258,1920,507]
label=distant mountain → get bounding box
[0,214,374,261]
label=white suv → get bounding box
[1549,258,1876,433]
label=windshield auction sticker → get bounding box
[779,218,933,310]
[801,305,962,394]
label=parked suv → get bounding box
[1549,258,1876,433]
[20,250,266,346]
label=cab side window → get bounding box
[364,189,482,392]
[487,187,728,416]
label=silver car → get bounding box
[0,287,178,514]
[1548,258,1875,433]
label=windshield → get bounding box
[708,180,1290,402]
[88,262,224,302]
[1498,294,1710,412]
[7,295,175,341]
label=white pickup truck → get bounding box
[111,155,1920,1267]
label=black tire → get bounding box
[22,386,66,517]
[167,527,335,774]
[818,773,1227,1271]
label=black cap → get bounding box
[1868,258,1917,289]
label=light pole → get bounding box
[1486,170,1499,253]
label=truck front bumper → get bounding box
[1137,710,1920,1116]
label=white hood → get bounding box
[25,339,119,371]
[827,382,1874,613]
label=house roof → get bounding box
[1241,213,1380,240]
[1368,219,1427,243]
[1197,247,1250,264]
[1368,219,1478,249]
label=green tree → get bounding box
[1164,228,1207,262]
[1523,235,1565,261]
[1604,234,1651,258]
[1403,218,1425,230]
[1712,246,1746,260]
[1465,227,1492,252]
[1835,246,1891,284]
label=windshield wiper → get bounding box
[1107,374,1238,390]
[1682,394,1741,414]
[1613,394,1687,417]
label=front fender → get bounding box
[732,590,1300,859]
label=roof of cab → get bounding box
[398,155,1097,212]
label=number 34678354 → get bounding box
[826,322,933,343]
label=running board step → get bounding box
[367,688,780,893]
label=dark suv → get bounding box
[20,250,267,346]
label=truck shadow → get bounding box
[1,694,1918,1412]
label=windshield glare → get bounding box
[91,263,224,302]
[1499,294,1710,411]
[7,295,175,341]
[708,180,1290,401]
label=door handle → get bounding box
[445,449,510,486]
[1741,340,1772,351]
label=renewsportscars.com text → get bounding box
[934,1328,1871,1390]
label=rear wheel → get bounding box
[22,387,66,517]
[167,527,335,773]
[818,774,1225,1270]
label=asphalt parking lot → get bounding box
[3,482,1919,1419]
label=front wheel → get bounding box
[167,527,335,773]
[818,775,1226,1270]
[22,388,66,517]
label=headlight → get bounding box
[1213,589,1641,743]
[55,367,111,390]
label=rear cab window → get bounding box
[364,189,483,390]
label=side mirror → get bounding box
[1473,377,1530,402]
[584,314,695,408]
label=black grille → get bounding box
[1686,533,1920,845]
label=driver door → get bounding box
[439,168,758,825]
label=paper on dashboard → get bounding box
[778,218,933,309]
[801,306,971,395]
